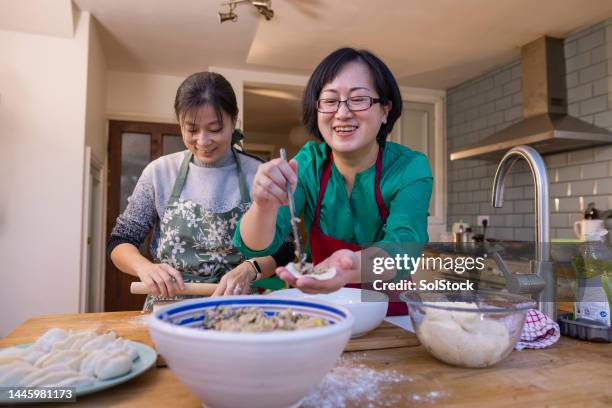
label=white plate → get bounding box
[0,341,157,401]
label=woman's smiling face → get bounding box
[317,61,391,154]
[181,105,234,164]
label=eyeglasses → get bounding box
[316,96,382,113]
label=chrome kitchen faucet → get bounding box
[491,145,557,320]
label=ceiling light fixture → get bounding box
[218,0,274,23]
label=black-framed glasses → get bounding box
[316,96,382,113]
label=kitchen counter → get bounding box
[1,311,611,407]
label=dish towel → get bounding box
[515,309,560,350]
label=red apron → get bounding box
[309,145,408,316]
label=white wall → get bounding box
[107,71,182,123]
[0,13,91,337]
[85,18,108,163]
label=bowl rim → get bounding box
[399,289,536,313]
[148,295,354,342]
[272,287,390,303]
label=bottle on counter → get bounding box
[574,230,612,328]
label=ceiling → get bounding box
[71,0,612,89]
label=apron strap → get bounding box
[232,148,251,204]
[169,151,192,201]
[169,149,250,204]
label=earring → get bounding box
[382,119,387,124]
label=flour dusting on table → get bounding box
[300,354,412,408]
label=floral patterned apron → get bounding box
[142,149,250,311]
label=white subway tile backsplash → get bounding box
[555,228,575,239]
[570,179,596,196]
[556,165,582,181]
[582,162,608,178]
[577,29,605,53]
[550,182,570,197]
[564,40,577,58]
[579,62,607,84]
[495,96,513,111]
[557,197,581,212]
[550,213,569,228]
[581,95,608,115]
[503,79,521,96]
[446,20,612,241]
[544,152,568,168]
[494,69,512,87]
[568,83,593,102]
[505,186,524,200]
[504,106,522,122]
[513,172,534,186]
[593,78,610,97]
[566,52,591,73]
[515,228,534,241]
[591,44,607,64]
[515,200,533,213]
[594,110,612,128]
[568,102,580,116]
[567,148,594,164]
[505,214,524,227]
[566,71,579,89]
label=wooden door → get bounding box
[105,121,183,311]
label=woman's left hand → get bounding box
[212,263,255,296]
[276,249,359,294]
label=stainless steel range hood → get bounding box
[450,36,612,161]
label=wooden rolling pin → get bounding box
[130,282,218,296]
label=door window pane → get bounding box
[120,132,151,212]
[163,134,184,156]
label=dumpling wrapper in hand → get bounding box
[94,353,132,380]
[285,262,336,281]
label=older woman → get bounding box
[108,72,291,311]
[234,48,433,314]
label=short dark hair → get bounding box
[174,72,238,128]
[302,48,402,142]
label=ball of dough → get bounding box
[417,301,511,368]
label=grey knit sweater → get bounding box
[108,148,262,257]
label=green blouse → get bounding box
[233,141,433,260]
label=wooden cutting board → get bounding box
[0,311,418,367]
[345,321,419,351]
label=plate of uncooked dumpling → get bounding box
[0,328,156,399]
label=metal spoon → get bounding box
[280,148,306,269]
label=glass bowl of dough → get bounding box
[400,290,535,368]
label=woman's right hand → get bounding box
[252,158,298,210]
[136,263,186,297]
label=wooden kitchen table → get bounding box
[1,311,611,407]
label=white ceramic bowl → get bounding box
[273,288,388,338]
[148,296,353,408]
